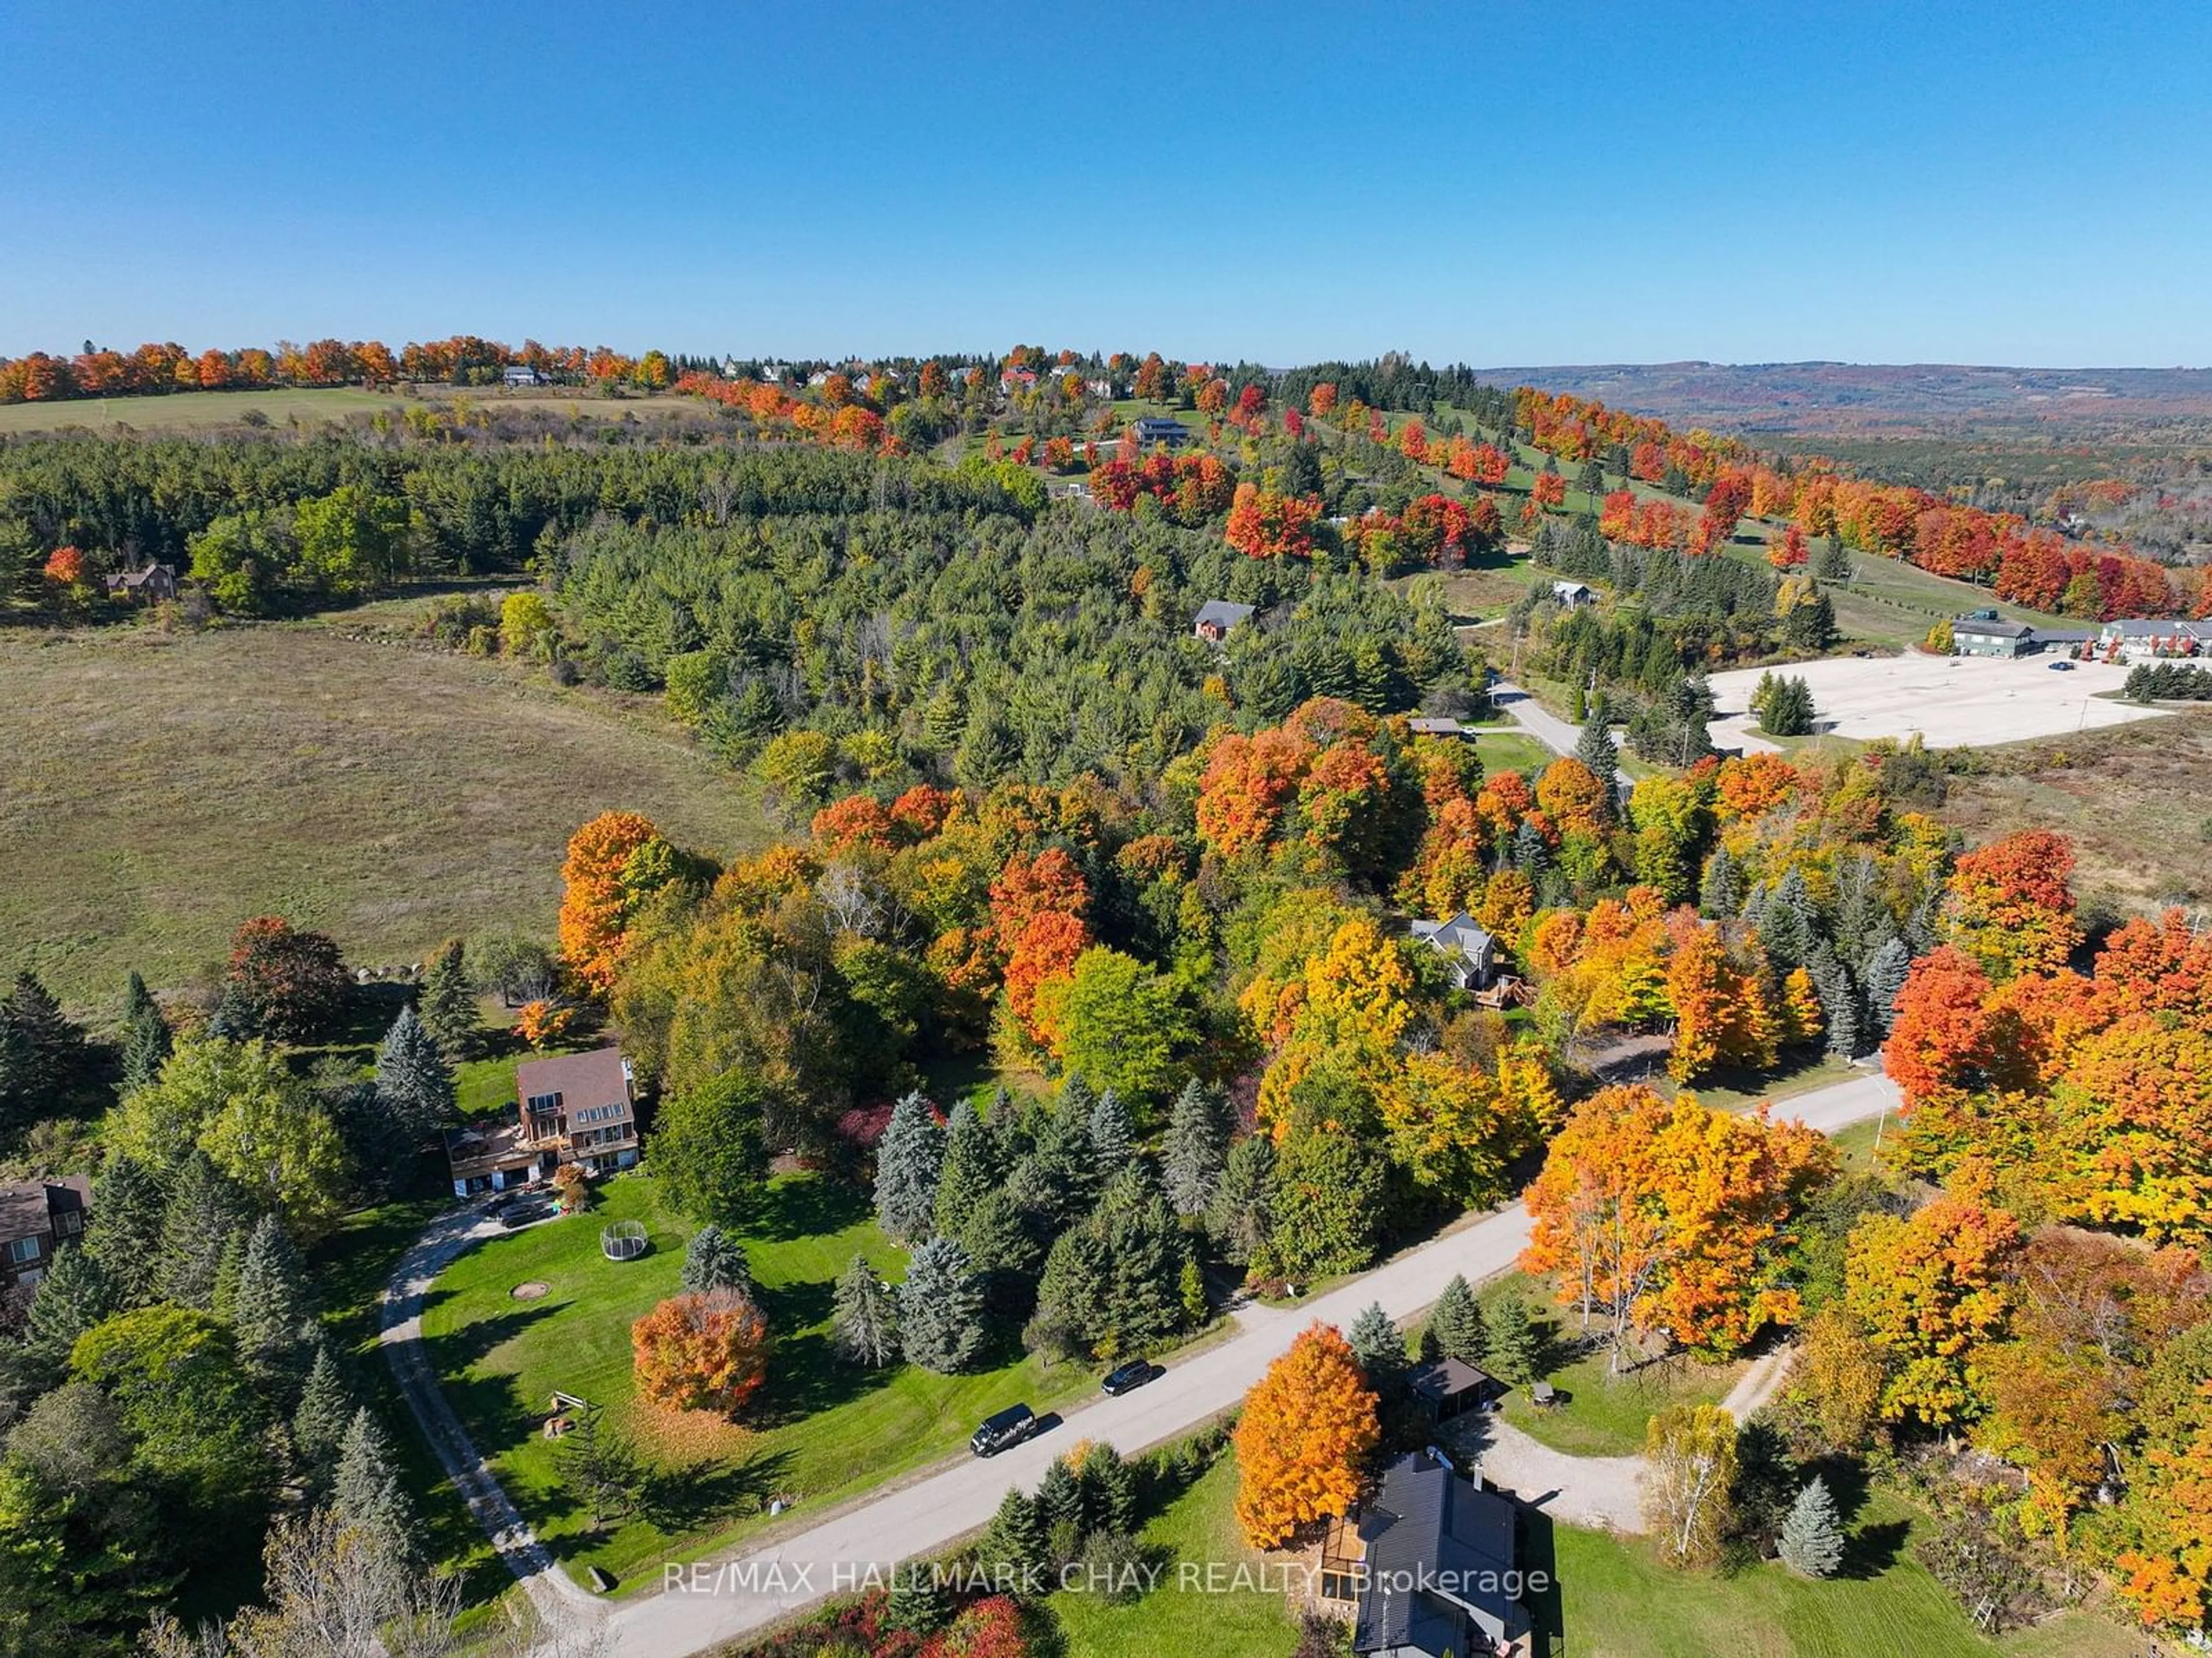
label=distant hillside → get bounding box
[1475,361,2212,437]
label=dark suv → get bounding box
[1102,1360,1162,1396]
[969,1403,1038,1458]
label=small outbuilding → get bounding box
[1193,599,1256,642]
[502,365,547,388]
[1550,580,1595,607]
[1407,1355,1498,1424]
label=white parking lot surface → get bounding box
[1705,653,2165,749]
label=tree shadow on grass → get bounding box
[418,1302,558,1375]
[635,1445,797,1536]
[1839,1518,1910,1581]
[748,1328,887,1426]
[748,1176,870,1243]
[754,1276,835,1333]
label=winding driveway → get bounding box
[379,1205,600,1619]
[378,1073,1897,1652]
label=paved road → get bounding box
[604,1070,1900,1657]
[380,1206,599,1619]
[1491,676,1783,766]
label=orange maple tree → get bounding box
[631,1288,772,1416]
[558,809,670,995]
[1233,1322,1379,1546]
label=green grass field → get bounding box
[0,384,710,434]
[1474,729,1560,779]
[1546,1500,2144,1658]
[1476,1269,1741,1459]
[0,621,768,1006]
[418,1171,1098,1588]
[1045,1456,1299,1658]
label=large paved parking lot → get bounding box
[1705,652,2166,749]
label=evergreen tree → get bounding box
[1759,869,1819,970]
[232,1212,315,1390]
[873,1091,946,1246]
[1864,936,1913,1035]
[1078,1441,1139,1535]
[1088,1087,1134,1176]
[885,1566,950,1634]
[293,1341,355,1492]
[1783,591,1836,650]
[1162,1079,1230,1218]
[1180,1258,1209,1324]
[332,1407,415,1566]
[831,1253,902,1368]
[934,1100,1005,1240]
[1207,1135,1277,1265]
[1348,1301,1407,1392]
[119,970,172,1095]
[975,1486,1050,1596]
[555,1402,645,1532]
[680,1225,755,1296]
[1510,818,1551,876]
[1816,535,1851,581]
[23,1243,116,1376]
[374,1005,455,1145]
[958,1188,1045,1301]
[1699,845,1744,919]
[0,971,88,1130]
[1428,1274,1486,1365]
[1778,1476,1846,1578]
[85,1152,166,1307]
[1029,1164,1187,1360]
[1806,944,1863,1059]
[897,1238,987,1374]
[1575,693,1620,788]
[415,939,480,1058]
[1034,1456,1085,1536]
[1486,1293,1543,1386]
[157,1152,249,1311]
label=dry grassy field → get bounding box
[1939,708,2212,915]
[0,384,714,435]
[0,621,768,1008]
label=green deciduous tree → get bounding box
[652,1072,774,1231]
[1036,948,1198,1107]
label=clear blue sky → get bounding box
[3,1,2209,366]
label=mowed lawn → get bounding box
[1545,1499,2146,1658]
[0,623,768,1003]
[1045,1455,1298,1658]
[418,1171,1096,1588]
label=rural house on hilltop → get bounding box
[1411,913,1498,990]
[0,1176,90,1292]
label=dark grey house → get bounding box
[1132,415,1190,448]
[1350,1451,1531,1658]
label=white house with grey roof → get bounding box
[2098,618,2212,661]
[1411,913,1498,990]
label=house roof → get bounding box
[2028,628,2095,644]
[0,1175,89,1243]
[1132,416,1188,437]
[1407,1355,1495,1404]
[1407,717,1465,736]
[1953,619,2033,639]
[2104,618,2212,639]
[1411,913,1494,963]
[1551,579,1593,597]
[1195,600,1256,630]
[1354,1451,1525,1653]
[516,1046,631,1112]
[442,1119,539,1180]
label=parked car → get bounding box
[500,1200,555,1229]
[969,1403,1038,1458]
[1101,1360,1162,1396]
[2048,659,2075,671]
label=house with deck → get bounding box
[1411,913,1498,990]
[1321,1449,1533,1658]
[444,1046,640,1197]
